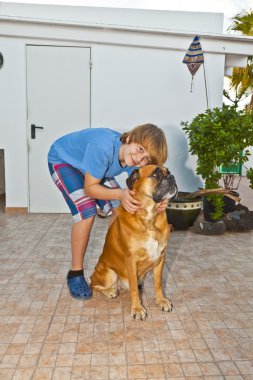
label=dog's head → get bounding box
[126,165,178,203]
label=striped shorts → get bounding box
[48,163,121,223]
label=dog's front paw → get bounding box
[131,305,147,320]
[156,297,173,312]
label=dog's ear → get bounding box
[126,169,140,190]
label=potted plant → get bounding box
[181,104,253,221]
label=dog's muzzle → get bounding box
[153,173,178,203]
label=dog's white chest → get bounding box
[144,237,165,261]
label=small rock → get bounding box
[192,220,227,235]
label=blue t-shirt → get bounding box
[48,128,135,179]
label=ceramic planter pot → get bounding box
[166,192,202,230]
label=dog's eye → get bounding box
[151,171,160,179]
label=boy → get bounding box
[48,123,168,299]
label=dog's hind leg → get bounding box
[90,262,119,298]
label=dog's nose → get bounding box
[168,174,174,181]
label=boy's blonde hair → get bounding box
[120,123,168,165]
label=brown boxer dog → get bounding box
[90,165,177,320]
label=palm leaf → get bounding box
[227,10,253,108]
[228,9,253,36]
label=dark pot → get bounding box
[203,192,238,222]
[166,192,202,230]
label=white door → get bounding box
[26,45,91,212]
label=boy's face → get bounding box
[122,136,151,167]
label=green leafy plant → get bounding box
[181,104,253,220]
[247,168,253,189]
[226,9,253,111]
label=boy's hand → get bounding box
[156,198,169,213]
[121,189,142,214]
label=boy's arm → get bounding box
[84,172,141,214]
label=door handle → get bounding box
[31,124,44,139]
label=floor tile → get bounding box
[0,196,253,379]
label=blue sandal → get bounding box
[67,275,93,299]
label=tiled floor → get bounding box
[0,182,253,379]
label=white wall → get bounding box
[0,3,224,34]
[0,38,28,207]
[92,45,224,191]
[0,149,5,194]
[1,37,225,209]
[0,4,230,208]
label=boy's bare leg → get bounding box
[71,208,117,270]
[71,216,95,270]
